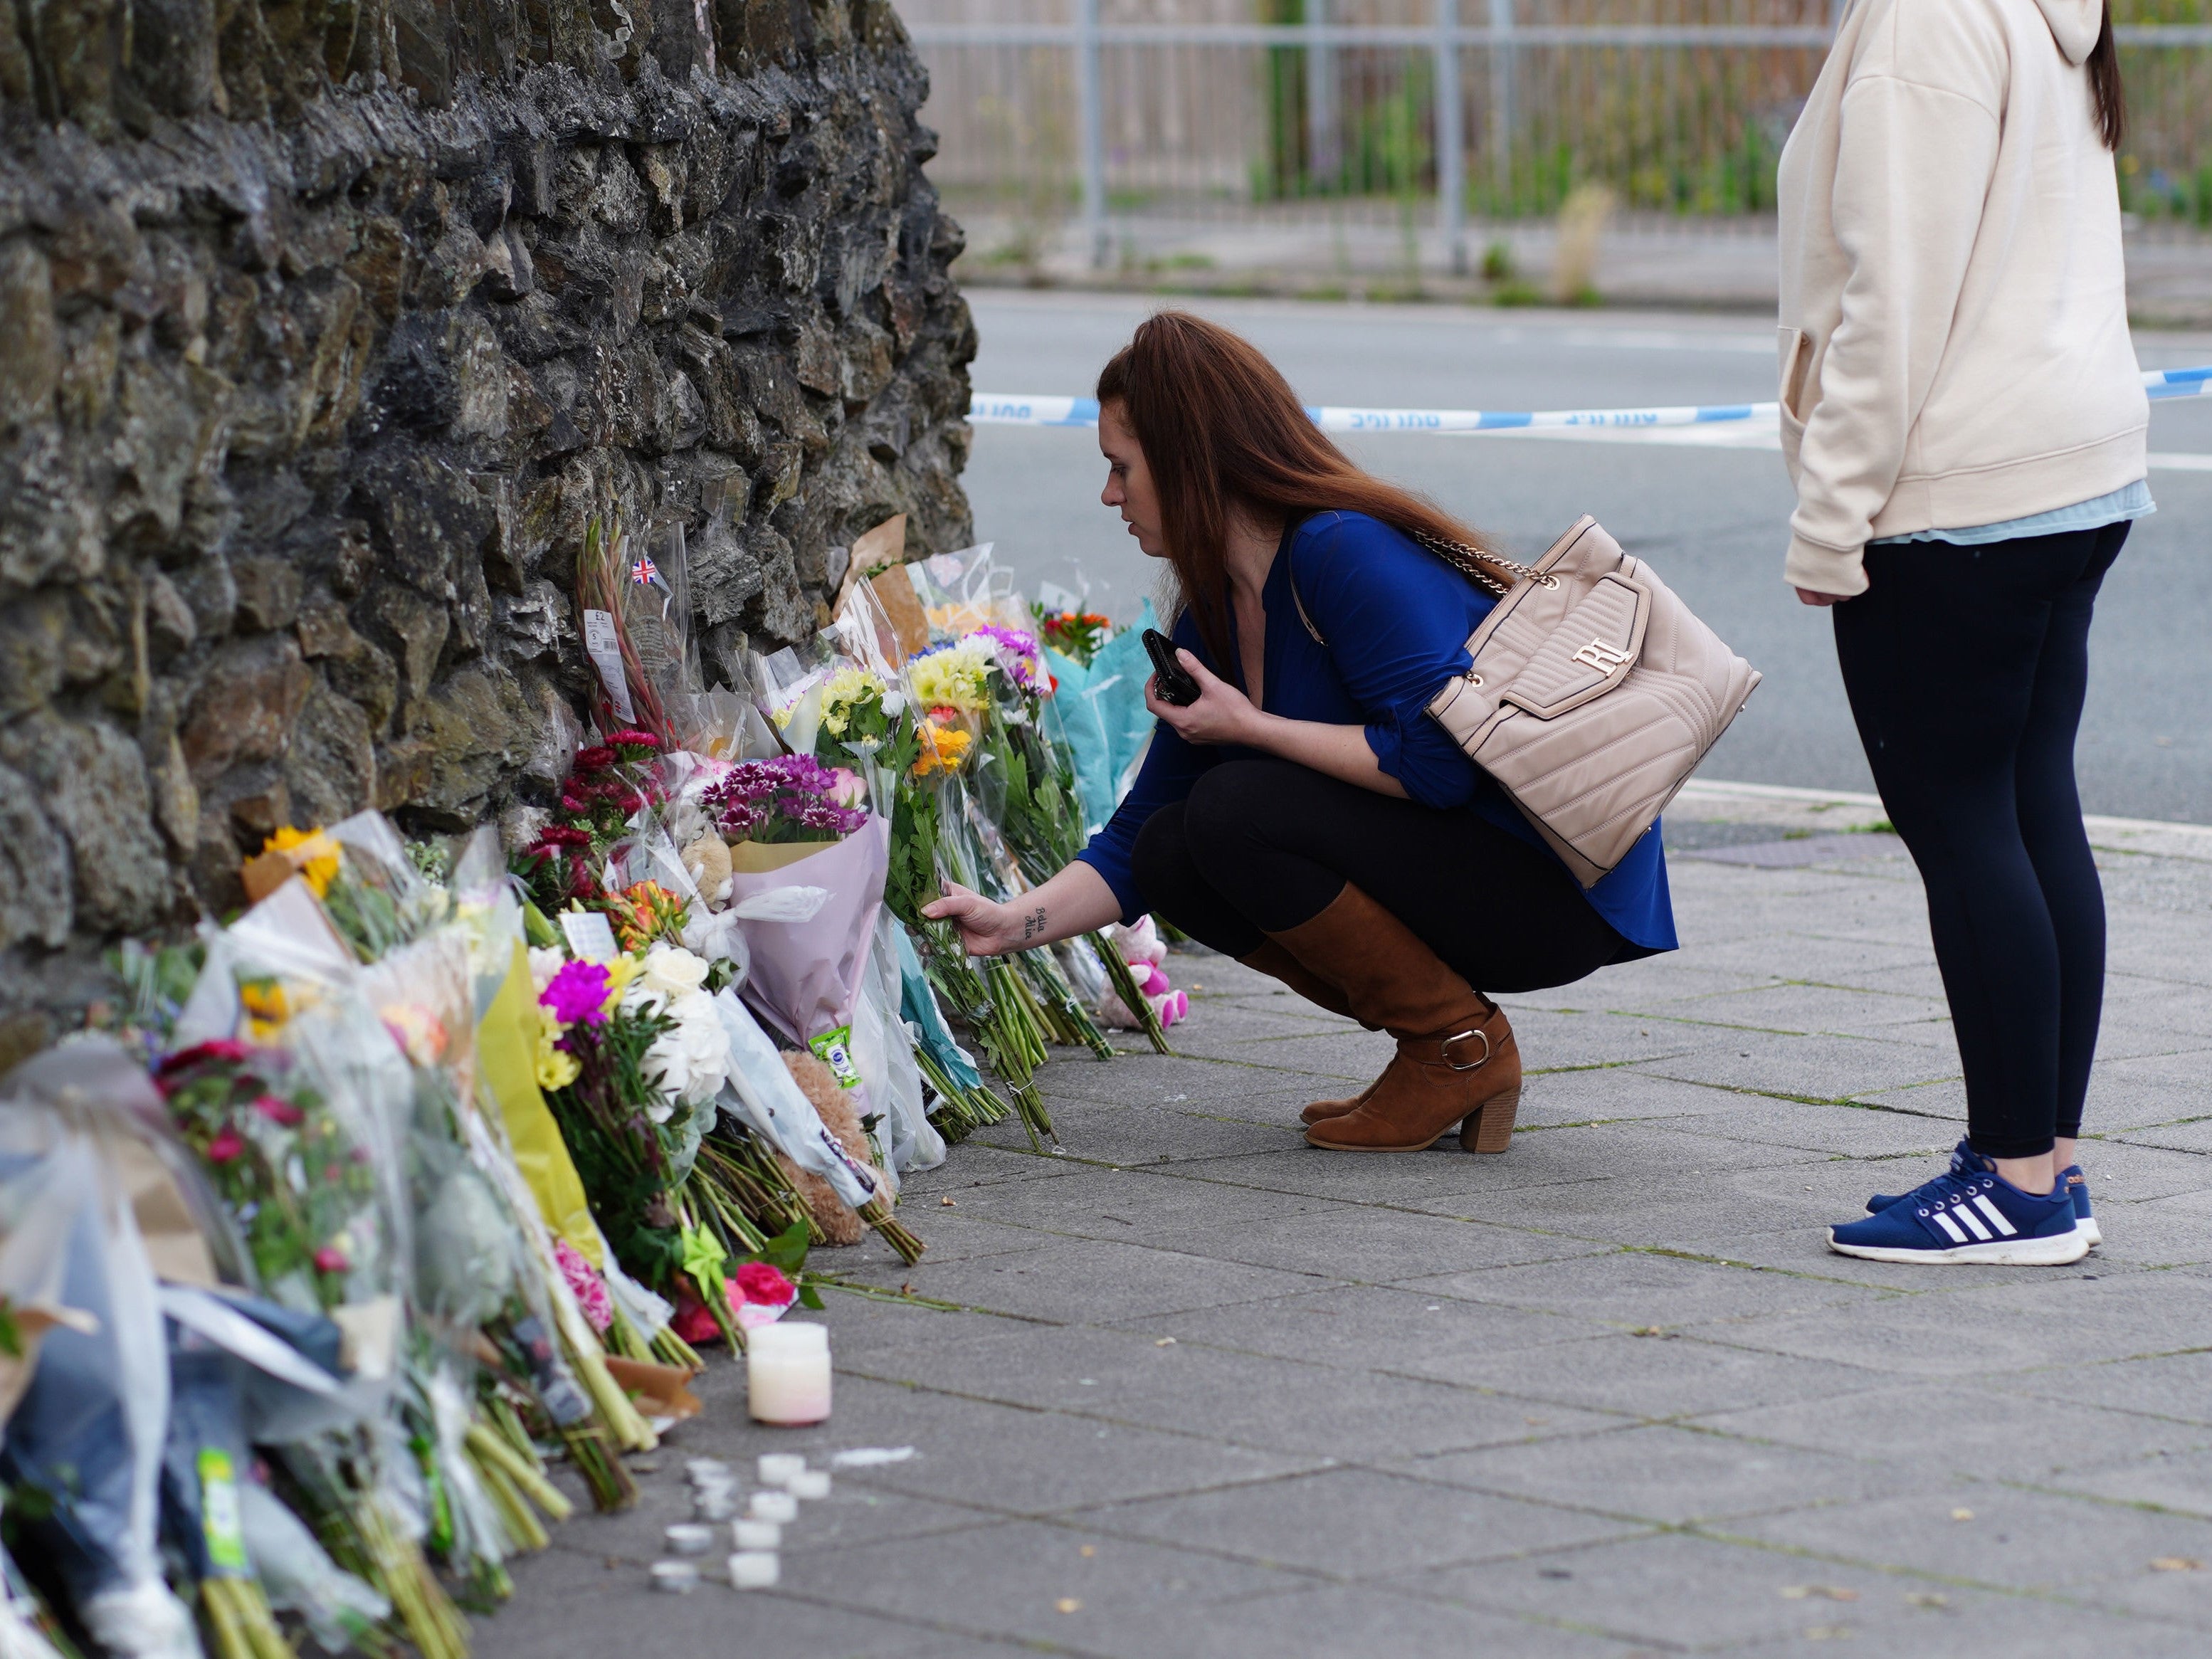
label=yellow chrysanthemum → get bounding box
[906,641,993,713]
[239,979,289,1041]
[819,665,885,738]
[534,1009,580,1092]
[599,952,641,1014]
[262,826,340,897]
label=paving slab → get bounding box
[1066,1465,1646,1578]
[1692,1383,2212,1483]
[482,797,2212,1655]
[1408,1529,1951,1649]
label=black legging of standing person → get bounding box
[1129,757,1638,996]
[1832,521,2129,1159]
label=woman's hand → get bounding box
[920,880,1044,958]
[1147,648,1265,747]
[1795,587,1844,607]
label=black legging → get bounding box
[1832,522,2129,1159]
[1129,757,1633,995]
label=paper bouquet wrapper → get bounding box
[727,815,890,1057]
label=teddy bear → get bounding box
[1093,915,1189,1031]
[772,1050,888,1247]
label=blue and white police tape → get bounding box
[969,365,2212,434]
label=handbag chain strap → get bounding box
[1413,530,1561,596]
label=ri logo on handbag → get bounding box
[1573,638,1635,674]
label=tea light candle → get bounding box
[730,1520,781,1552]
[663,1524,716,1556]
[757,1453,808,1487]
[727,1551,779,1590]
[748,1490,799,1524]
[747,1322,831,1425]
[694,1490,738,1522]
[786,1470,831,1501]
[685,1458,731,1484]
[649,1560,700,1594]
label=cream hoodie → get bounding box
[1776,0,2147,595]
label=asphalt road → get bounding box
[958,290,2212,823]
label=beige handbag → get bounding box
[1295,515,1761,888]
[1421,517,1761,886]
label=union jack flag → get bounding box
[630,556,660,586]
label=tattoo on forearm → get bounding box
[1020,906,1047,942]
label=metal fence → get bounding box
[903,1,2212,270]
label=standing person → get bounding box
[923,312,1676,1154]
[1779,0,2147,1263]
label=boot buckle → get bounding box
[1438,1028,1491,1071]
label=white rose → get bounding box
[641,986,732,1109]
[638,943,712,1000]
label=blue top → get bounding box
[1074,511,1678,952]
[1870,480,2154,546]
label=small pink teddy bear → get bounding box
[1096,915,1189,1030]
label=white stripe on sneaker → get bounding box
[1971,1193,2018,1236]
[1933,1211,1970,1243]
[1954,1204,1994,1242]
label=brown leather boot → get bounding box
[1237,940,1354,1021]
[1236,942,1376,1123]
[1264,885,1522,1154]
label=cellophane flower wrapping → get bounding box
[0,1043,198,1659]
[728,813,890,1090]
[710,989,883,1213]
[850,910,944,1176]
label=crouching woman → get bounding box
[924,312,1676,1153]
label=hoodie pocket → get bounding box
[1776,327,1815,423]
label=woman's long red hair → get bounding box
[1096,310,1507,665]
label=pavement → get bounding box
[952,209,2212,328]
[483,781,2212,1658]
[959,291,2212,823]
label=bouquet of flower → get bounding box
[574,515,678,750]
[159,1041,391,1319]
[513,730,666,920]
[705,754,871,849]
[964,625,1171,1056]
[878,640,1060,1137]
[1035,606,1115,667]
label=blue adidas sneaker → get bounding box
[1830,1140,2087,1265]
[1866,1153,2100,1249]
[2063,1165,2101,1248]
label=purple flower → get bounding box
[540,960,612,1027]
[975,625,1050,693]
[702,754,869,842]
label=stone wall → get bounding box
[0,0,976,1036]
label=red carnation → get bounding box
[160,1038,256,1075]
[251,1093,305,1127]
[733,1262,795,1306]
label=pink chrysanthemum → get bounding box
[539,960,612,1027]
[554,1238,613,1333]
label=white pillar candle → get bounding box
[757,1453,808,1487]
[663,1524,716,1556]
[730,1519,781,1552]
[747,1490,799,1524]
[786,1470,831,1500]
[727,1551,780,1590]
[747,1322,832,1425]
